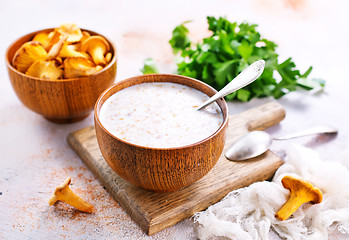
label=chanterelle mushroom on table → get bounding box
[49,177,93,213]
[275,175,323,221]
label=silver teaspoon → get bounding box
[196,60,265,110]
[225,125,338,161]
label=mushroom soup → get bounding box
[99,82,223,148]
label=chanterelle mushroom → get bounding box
[49,177,93,213]
[56,23,83,43]
[275,175,323,221]
[74,31,91,51]
[25,60,62,80]
[32,32,51,51]
[81,35,110,66]
[46,35,68,60]
[63,57,102,78]
[47,30,62,46]
[58,42,89,59]
[105,52,112,64]
[22,35,66,80]
[80,31,91,43]
[12,41,47,73]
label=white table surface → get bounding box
[1,0,349,239]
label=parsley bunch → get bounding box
[142,16,324,101]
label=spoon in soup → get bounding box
[196,59,265,110]
[225,125,338,161]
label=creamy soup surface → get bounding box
[99,82,223,148]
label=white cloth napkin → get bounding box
[194,144,349,240]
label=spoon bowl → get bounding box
[225,125,338,161]
[225,131,272,161]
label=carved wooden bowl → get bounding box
[6,28,117,123]
[94,74,229,192]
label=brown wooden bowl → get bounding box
[6,28,117,123]
[94,74,229,192]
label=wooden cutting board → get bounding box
[67,101,285,235]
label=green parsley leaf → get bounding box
[140,58,160,74]
[169,20,192,54]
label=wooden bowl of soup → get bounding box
[94,74,229,192]
[6,27,117,123]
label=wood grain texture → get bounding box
[6,28,117,123]
[94,74,229,192]
[67,101,285,235]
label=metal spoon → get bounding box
[196,60,265,110]
[225,125,338,161]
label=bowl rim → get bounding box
[94,73,229,151]
[5,27,117,82]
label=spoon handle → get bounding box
[196,60,265,110]
[273,125,338,140]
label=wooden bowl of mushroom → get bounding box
[94,74,229,192]
[6,24,117,123]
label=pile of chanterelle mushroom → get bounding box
[12,23,113,79]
